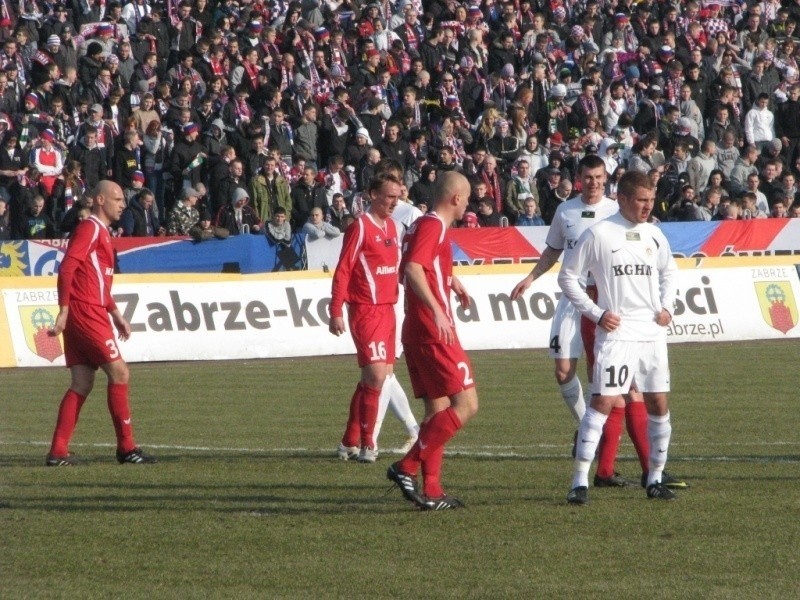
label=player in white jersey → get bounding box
[511,156,641,484]
[559,171,679,504]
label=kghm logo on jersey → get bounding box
[755,281,797,334]
[612,264,652,276]
[20,306,63,362]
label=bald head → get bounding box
[432,171,471,225]
[93,180,126,225]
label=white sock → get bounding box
[388,374,419,436]
[560,377,586,423]
[372,377,392,446]
[571,407,607,489]
[647,412,672,486]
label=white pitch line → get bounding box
[2,440,799,462]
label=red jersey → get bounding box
[57,215,117,311]
[400,212,454,345]
[329,213,401,318]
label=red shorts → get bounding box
[580,285,598,369]
[404,340,475,400]
[63,301,121,368]
[349,303,396,368]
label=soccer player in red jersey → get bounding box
[329,172,418,463]
[387,171,478,510]
[46,181,156,466]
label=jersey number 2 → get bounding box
[457,362,474,386]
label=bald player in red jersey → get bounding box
[330,172,418,463]
[386,171,479,510]
[46,181,156,466]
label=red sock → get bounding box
[625,401,650,473]
[422,445,445,498]
[49,389,87,457]
[397,408,463,475]
[341,383,362,447]
[359,384,381,449]
[107,383,136,454]
[596,406,624,479]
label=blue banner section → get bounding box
[117,234,307,274]
[658,222,721,257]
[0,234,307,276]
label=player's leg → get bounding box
[339,382,363,459]
[638,341,676,499]
[357,361,390,462]
[47,365,96,465]
[551,300,586,423]
[102,357,157,464]
[624,390,650,475]
[568,340,634,504]
[385,368,419,445]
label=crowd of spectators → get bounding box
[1,0,800,244]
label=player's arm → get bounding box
[510,245,562,299]
[557,231,610,326]
[405,261,455,344]
[109,307,131,341]
[328,219,361,335]
[451,275,471,309]
[655,233,679,326]
[50,222,95,336]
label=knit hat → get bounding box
[570,25,585,39]
[132,170,145,183]
[46,35,61,47]
[463,211,478,225]
[549,131,564,146]
[248,21,263,32]
[24,93,39,106]
[183,122,199,136]
[330,64,345,78]
[625,65,640,79]
[315,27,329,40]
[459,55,474,70]
[501,64,515,78]
[355,127,373,145]
[98,23,114,35]
[90,103,104,114]
[365,48,380,60]
[40,129,55,142]
[182,186,202,199]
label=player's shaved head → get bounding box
[94,180,123,200]
[93,180,126,225]
[432,171,471,224]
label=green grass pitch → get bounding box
[1,340,799,598]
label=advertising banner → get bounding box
[2,259,799,368]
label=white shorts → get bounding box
[591,339,670,395]
[548,296,583,359]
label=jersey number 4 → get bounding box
[549,335,561,354]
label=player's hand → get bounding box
[510,274,533,300]
[434,310,455,345]
[598,311,621,332]
[112,313,132,341]
[451,276,471,309]
[655,309,672,327]
[48,308,68,337]
[329,316,346,336]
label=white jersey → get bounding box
[558,212,678,342]
[546,195,619,256]
[391,201,423,237]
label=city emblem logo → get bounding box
[20,306,63,362]
[754,281,798,334]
